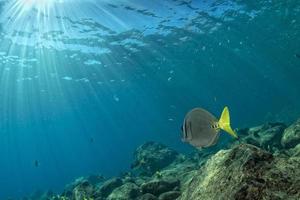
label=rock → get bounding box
[107,182,141,200]
[281,119,300,148]
[141,179,180,196]
[237,123,286,151]
[94,178,123,198]
[152,155,198,194]
[158,191,181,200]
[138,193,158,200]
[72,180,94,200]
[87,174,105,186]
[286,144,300,157]
[180,143,300,200]
[132,176,151,187]
[62,176,89,197]
[62,175,104,199]
[131,142,179,175]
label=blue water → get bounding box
[0,0,299,198]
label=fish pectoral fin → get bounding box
[218,106,238,138]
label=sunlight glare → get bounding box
[21,0,55,10]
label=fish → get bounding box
[181,106,238,149]
[295,53,300,59]
[90,137,94,143]
[34,160,40,167]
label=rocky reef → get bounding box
[22,118,300,200]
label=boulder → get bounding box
[72,180,94,200]
[131,142,179,176]
[87,174,105,186]
[138,193,158,200]
[141,179,180,196]
[94,177,123,198]
[180,144,300,200]
[158,191,181,200]
[281,119,300,148]
[62,177,87,197]
[237,123,286,152]
[151,155,198,193]
[107,182,141,200]
[285,144,300,157]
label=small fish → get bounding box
[295,53,300,59]
[34,160,40,167]
[181,106,238,149]
[90,137,94,143]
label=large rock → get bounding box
[158,191,181,200]
[288,144,300,157]
[237,122,286,152]
[137,193,158,200]
[281,119,300,148]
[87,174,105,186]
[180,144,300,200]
[72,180,94,200]
[151,155,198,193]
[94,178,123,198]
[131,142,179,175]
[62,177,88,197]
[141,179,180,196]
[107,182,141,200]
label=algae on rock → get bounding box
[180,144,300,200]
[131,142,179,176]
[281,119,300,148]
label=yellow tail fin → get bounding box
[218,106,238,138]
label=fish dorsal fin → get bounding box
[218,106,238,138]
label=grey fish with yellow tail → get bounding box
[181,106,238,148]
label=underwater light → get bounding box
[2,0,59,23]
[19,0,56,11]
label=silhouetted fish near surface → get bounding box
[181,106,238,149]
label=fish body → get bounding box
[34,160,40,167]
[182,106,237,148]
